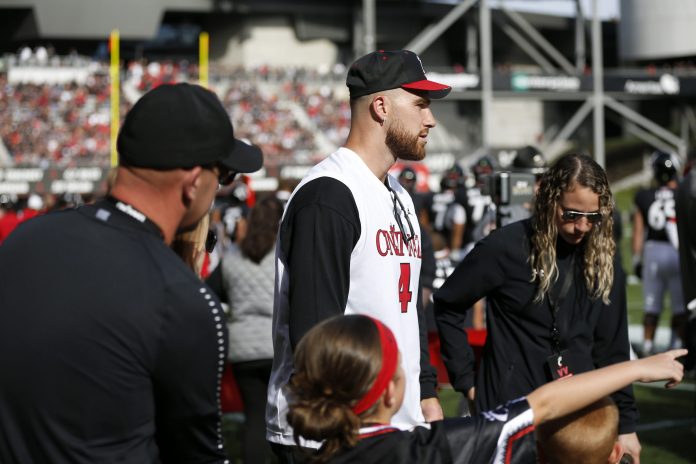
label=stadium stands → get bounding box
[1,54,466,176]
[0,71,115,167]
[0,56,355,171]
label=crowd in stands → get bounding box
[0,71,119,167]
[1,54,355,170]
[127,59,199,93]
[297,82,351,150]
[222,81,317,168]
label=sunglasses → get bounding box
[205,229,217,253]
[203,163,239,186]
[561,208,603,224]
[385,182,415,244]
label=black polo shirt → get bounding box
[0,198,228,463]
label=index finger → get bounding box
[665,348,688,360]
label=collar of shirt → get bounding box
[358,424,401,439]
[90,196,165,239]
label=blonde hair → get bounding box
[171,213,210,277]
[537,397,619,464]
[531,153,615,304]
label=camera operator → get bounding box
[484,146,547,228]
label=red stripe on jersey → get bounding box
[359,427,400,439]
[505,424,536,464]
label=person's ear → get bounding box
[608,442,623,464]
[182,166,203,205]
[370,95,389,126]
[383,378,397,409]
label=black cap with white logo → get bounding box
[346,50,451,99]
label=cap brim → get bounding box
[221,138,264,173]
[402,79,452,99]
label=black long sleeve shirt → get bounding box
[434,219,637,434]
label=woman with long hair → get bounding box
[287,314,684,464]
[434,154,642,461]
[221,193,284,463]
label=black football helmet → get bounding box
[650,150,679,185]
[512,145,547,175]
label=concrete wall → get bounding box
[217,17,337,68]
[489,99,543,148]
[619,0,696,61]
[0,0,211,39]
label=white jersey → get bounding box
[266,147,424,447]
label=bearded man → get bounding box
[266,50,451,462]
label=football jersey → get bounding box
[634,186,677,242]
[267,147,424,447]
[330,398,536,464]
[425,190,467,248]
[462,187,495,245]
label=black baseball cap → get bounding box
[117,83,263,173]
[346,50,451,99]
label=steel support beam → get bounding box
[405,0,477,54]
[362,0,376,56]
[685,106,696,140]
[575,0,586,73]
[592,0,605,167]
[604,96,686,154]
[624,122,679,156]
[493,15,556,73]
[502,6,576,75]
[542,97,595,159]
[480,0,492,148]
[466,17,478,72]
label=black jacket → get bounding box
[0,199,227,463]
[675,170,696,369]
[434,219,637,434]
[330,399,536,464]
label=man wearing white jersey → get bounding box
[266,50,451,461]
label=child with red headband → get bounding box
[287,315,685,463]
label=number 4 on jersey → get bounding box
[398,263,412,313]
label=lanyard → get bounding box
[547,253,575,355]
[105,195,164,238]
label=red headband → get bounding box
[352,317,399,415]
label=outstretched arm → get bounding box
[527,349,686,426]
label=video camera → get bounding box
[480,171,536,207]
[476,146,546,227]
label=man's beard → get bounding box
[385,120,426,161]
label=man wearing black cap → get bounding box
[267,50,451,460]
[0,83,262,463]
